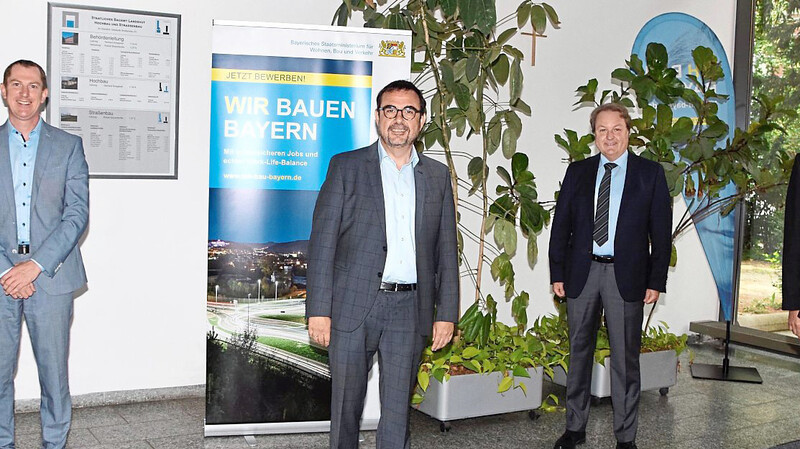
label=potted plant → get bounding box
[533,301,688,399]
[413,296,565,431]
[332,0,561,426]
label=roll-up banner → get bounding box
[205,21,411,436]
[632,13,737,320]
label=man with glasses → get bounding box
[307,80,459,448]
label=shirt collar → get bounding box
[599,150,629,170]
[9,119,43,139]
[378,140,419,168]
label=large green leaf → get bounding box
[527,237,538,265]
[530,4,547,34]
[516,2,531,28]
[459,0,496,35]
[645,42,669,71]
[454,82,471,110]
[512,364,530,378]
[611,68,635,83]
[542,3,560,26]
[492,54,510,85]
[496,166,512,186]
[509,58,523,103]
[511,98,532,115]
[333,3,349,26]
[465,97,482,131]
[440,60,456,92]
[440,0,458,17]
[502,127,518,159]
[497,28,517,46]
[462,346,481,359]
[656,104,673,134]
[511,152,529,180]
[495,218,515,254]
[386,12,407,30]
[466,55,481,82]
[417,370,430,391]
[498,376,514,393]
[487,114,502,154]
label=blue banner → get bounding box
[205,23,411,434]
[632,13,737,320]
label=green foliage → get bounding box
[742,292,782,314]
[529,311,689,369]
[555,42,793,241]
[256,336,330,364]
[334,0,561,404]
[744,0,800,266]
[334,0,555,300]
[640,322,689,356]
[554,42,793,329]
[413,295,564,404]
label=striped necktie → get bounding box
[593,162,617,246]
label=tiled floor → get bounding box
[13,340,800,448]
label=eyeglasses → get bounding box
[378,105,422,120]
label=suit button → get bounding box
[382,246,387,252]
[377,272,382,278]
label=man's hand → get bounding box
[553,282,565,298]
[308,316,331,347]
[1,261,41,298]
[9,283,35,300]
[789,310,800,338]
[431,321,454,351]
[643,289,660,304]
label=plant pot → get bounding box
[549,350,678,398]
[415,366,543,427]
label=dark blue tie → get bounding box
[593,162,617,246]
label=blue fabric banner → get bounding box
[632,13,737,320]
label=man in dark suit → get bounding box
[0,60,89,449]
[783,155,800,336]
[549,103,671,449]
[306,80,459,449]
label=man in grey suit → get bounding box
[307,80,459,449]
[549,103,671,449]
[0,60,89,449]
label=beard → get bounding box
[380,123,418,148]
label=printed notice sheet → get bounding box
[48,4,180,178]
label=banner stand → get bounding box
[690,320,762,384]
[205,21,411,437]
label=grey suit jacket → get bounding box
[306,142,459,335]
[0,120,89,295]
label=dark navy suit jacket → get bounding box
[549,151,672,302]
[783,155,800,310]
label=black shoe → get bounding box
[553,430,586,449]
[616,441,637,449]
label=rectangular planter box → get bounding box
[550,350,678,398]
[415,366,543,421]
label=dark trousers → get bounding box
[566,261,643,443]
[328,290,425,449]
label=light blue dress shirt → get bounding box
[593,151,629,257]
[9,120,42,246]
[378,141,418,283]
